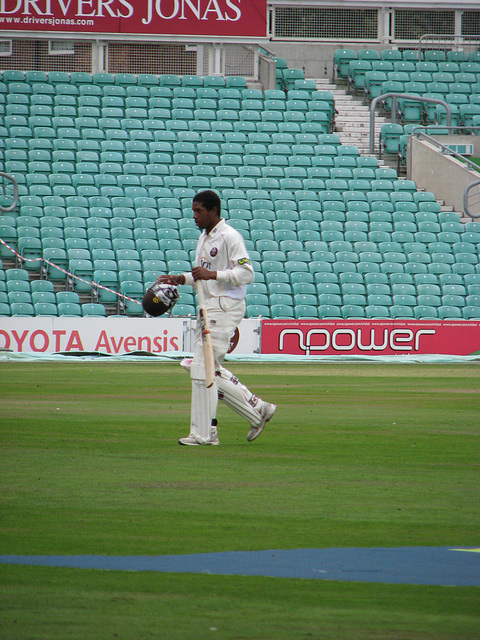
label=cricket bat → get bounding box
[195,281,215,388]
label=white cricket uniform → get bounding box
[181,219,267,443]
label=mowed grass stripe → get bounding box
[1,564,479,640]
[1,362,478,553]
[0,362,479,639]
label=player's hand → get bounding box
[191,266,216,281]
[157,274,185,285]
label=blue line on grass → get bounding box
[1,547,479,586]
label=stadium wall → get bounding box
[265,1,480,80]
[409,137,480,214]
[1,2,479,85]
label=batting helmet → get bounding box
[142,282,179,317]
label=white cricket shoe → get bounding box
[247,402,276,442]
[178,433,200,445]
[178,430,220,446]
[210,426,220,445]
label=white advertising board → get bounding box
[0,317,260,356]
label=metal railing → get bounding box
[464,180,480,220]
[369,93,451,155]
[417,34,480,61]
[0,173,19,213]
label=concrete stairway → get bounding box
[314,78,394,167]
[315,78,475,222]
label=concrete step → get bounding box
[1,258,16,270]
[335,123,381,131]
[335,113,379,120]
[335,110,362,115]
[315,77,468,220]
[315,80,337,88]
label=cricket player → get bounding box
[157,190,276,446]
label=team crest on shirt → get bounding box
[210,247,218,257]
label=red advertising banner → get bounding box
[0,0,267,37]
[261,319,480,357]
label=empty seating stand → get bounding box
[1,68,479,320]
[332,48,480,129]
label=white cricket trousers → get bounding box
[188,295,264,442]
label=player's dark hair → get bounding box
[193,190,221,216]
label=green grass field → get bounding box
[1,361,479,639]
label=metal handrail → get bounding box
[411,125,480,136]
[0,172,19,213]
[369,93,451,155]
[417,34,480,61]
[464,180,480,220]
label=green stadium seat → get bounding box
[437,305,462,319]
[438,273,462,287]
[93,269,119,304]
[0,298,11,315]
[340,304,365,318]
[347,60,372,95]
[17,237,43,272]
[364,303,390,319]
[29,280,54,297]
[389,304,414,318]
[0,225,17,257]
[426,261,451,276]
[270,304,294,319]
[7,289,31,307]
[452,262,475,276]
[246,293,270,308]
[246,304,270,318]
[442,294,465,308]
[68,259,93,293]
[334,49,357,79]
[5,268,30,283]
[90,72,114,86]
[462,306,480,319]
[379,123,404,156]
[169,303,194,317]
[118,281,144,315]
[413,305,438,319]
[357,49,380,62]
[10,302,35,316]
[293,304,318,319]
[397,92,424,124]
[6,280,30,298]
[81,303,106,316]
[318,304,342,318]
[364,71,388,102]
[34,302,58,316]
[221,77,244,89]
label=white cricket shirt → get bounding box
[183,219,254,300]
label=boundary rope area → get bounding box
[0,238,143,309]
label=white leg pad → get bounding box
[190,360,218,443]
[181,359,218,441]
[190,379,217,443]
[217,366,262,426]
